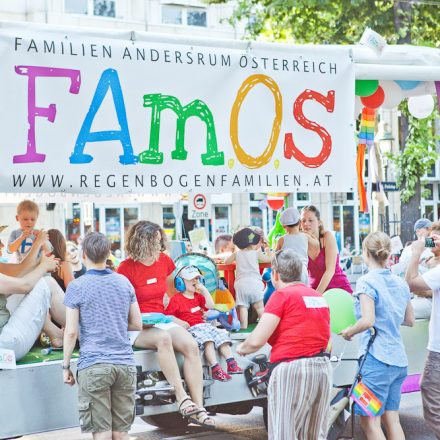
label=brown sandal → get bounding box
[177,396,199,417]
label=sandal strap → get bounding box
[178,396,192,409]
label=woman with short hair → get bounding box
[237,248,332,440]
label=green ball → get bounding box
[355,80,379,97]
[323,288,356,334]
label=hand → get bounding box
[431,233,440,249]
[20,229,32,240]
[195,283,207,294]
[63,368,75,386]
[40,253,59,273]
[411,238,425,255]
[339,327,353,341]
[34,229,48,246]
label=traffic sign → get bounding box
[189,193,211,220]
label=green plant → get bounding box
[386,101,439,203]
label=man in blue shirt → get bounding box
[63,232,142,440]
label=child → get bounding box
[213,234,235,262]
[276,207,319,285]
[340,232,414,440]
[8,200,50,262]
[225,227,272,329]
[166,265,243,381]
[8,200,40,261]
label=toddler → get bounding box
[276,207,319,285]
[166,265,243,381]
[8,200,49,262]
[225,228,272,329]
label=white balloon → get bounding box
[408,95,435,119]
[380,80,404,109]
[354,96,362,119]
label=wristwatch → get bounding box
[62,364,70,370]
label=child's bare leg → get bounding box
[238,306,248,329]
[204,341,218,366]
[218,343,233,360]
[253,300,264,319]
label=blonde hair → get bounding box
[125,221,167,261]
[17,200,39,216]
[362,231,391,263]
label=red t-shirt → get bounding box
[264,283,330,363]
[166,293,207,327]
[117,253,175,313]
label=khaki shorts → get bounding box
[77,363,137,433]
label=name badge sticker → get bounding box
[303,296,328,309]
[191,306,201,313]
[146,278,157,285]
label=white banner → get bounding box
[0,22,356,194]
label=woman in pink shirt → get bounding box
[301,205,352,294]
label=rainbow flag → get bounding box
[351,382,382,417]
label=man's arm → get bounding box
[0,230,48,278]
[0,253,57,294]
[405,238,432,292]
[63,307,79,386]
[236,313,280,355]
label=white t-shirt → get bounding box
[422,264,440,352]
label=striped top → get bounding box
[64,269,137,370]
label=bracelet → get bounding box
[62,364,70,370]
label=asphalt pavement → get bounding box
[20,392,436,440]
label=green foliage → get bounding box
[386,101,440,203]
[218,0,439,47]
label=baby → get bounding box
[166,265,243,381]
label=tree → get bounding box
[216,0,440,241]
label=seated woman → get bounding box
[301,205,353,294]
[48,229,74,291]
[0,230,66,360]
[237,249,332,440]
[118,221,215,428]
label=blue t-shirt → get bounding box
[8,228,36,261]
[64,269,137,370]
[355,268,411,367]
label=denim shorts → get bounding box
[354,353,407,416]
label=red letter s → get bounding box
[284,89,335,168]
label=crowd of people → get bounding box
[0,199,439,439]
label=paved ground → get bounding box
[20,392,435,440]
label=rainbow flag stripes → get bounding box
[351,382,382,417]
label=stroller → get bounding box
[327,328,377,440]
[173,252,240,331]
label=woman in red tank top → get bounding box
[300,206,352,294]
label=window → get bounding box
[423,184,434,200]
[94,0,115,17]
[65,0,116,17]
[161,5,207,27]
[296,193,309,201]
[187,9,207,27]
[250,207,263,229]
[65,0,88,14]
[162,5,183,24]
[427,163,436,178]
